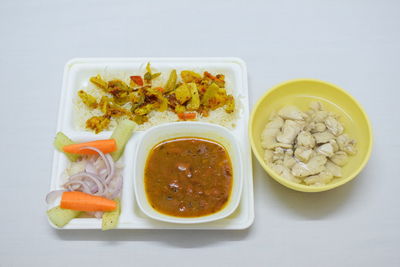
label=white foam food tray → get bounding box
[50,58,254,230]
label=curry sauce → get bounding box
[144,137,233,217]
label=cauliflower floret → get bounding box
[86,116,111,134]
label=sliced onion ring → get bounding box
[78,146,114,183]
[105,154,115,184]
[47,145,122,215]
[109,175,123,200]
[64,180,92,194]
[66,171,107,196]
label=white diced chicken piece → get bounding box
[337,134,357,155]
[313,131,335,144]
[267,115,284,129]
[336,134,348,150]
[261,116,284,149]
[312,110,329,123]
[317,143,335,157]
[294,147,313,162]
[307,155,328,172]
[261,131,278,149]
[325,116,344,136]
[310,101,323,111]
[283,150,296,168]
[272,147,285,162]
[272,164,301,183]
[278,106,308,120]
[306,110,315,118]
[297,131,316,148]
[276,120,303,144]
[325,160,342,177]
[329,139,339,152]
[271,143,293,149]
[271,164,284,174]
[304,171,334,185]
[291,162,310,177]
[330,151,349,166]
[291,155,327,177]
[284,155,297,169]
[304,121,315,132]
[314,122,326,133]
[263,149,273,163]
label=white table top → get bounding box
[1,0,398,266]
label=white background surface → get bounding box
[1,0,399,266]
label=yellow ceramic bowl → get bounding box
[249,79,373,192]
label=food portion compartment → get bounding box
[134,122,243,224]
[61,58,245,135]
[48,120,138,229]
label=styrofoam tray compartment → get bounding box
[50,58,254,230]
[134,122,244,224]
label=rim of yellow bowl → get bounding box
[249,78,373,192]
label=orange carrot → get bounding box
[204,71,223,83]
[178,112,196,120]
[60,191,116,212]
[154,87,164,92]
[130,76,143,86]
[63,139,117,155]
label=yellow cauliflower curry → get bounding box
[78,63,235,133]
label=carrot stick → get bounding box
[60,191,117,212]
[63,139,117,155]
[178,112,196,120]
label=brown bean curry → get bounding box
[144,137,233,217]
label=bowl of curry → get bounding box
[134,122,243,224]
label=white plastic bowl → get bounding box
[134,122,243,224]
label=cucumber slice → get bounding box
[110,119,137,161]
[102,198,121,230]
[53,132,79,162]
[47,206,82,227]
